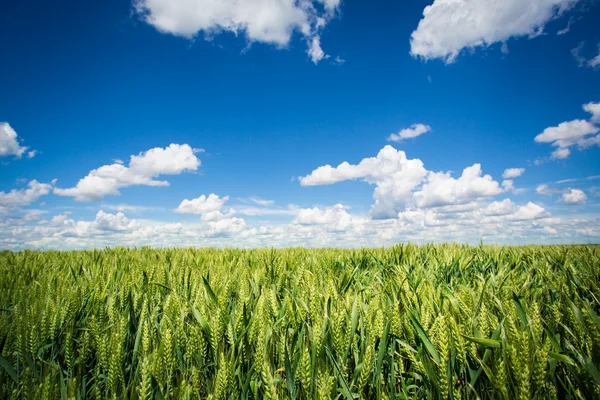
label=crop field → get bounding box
[0,245,599,399]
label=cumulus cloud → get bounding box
[453,199,547,221]
[175,193,301,223]
[583,102,600,124]
[206,216,248,236]
[387,124,432,142]
[396,199,549,232]
[561,188,587,205]
[175,194,229,215]
[536,184,589,205]
[0,122,35,159]
[0,180,53,211]
[175,194,236,222]
[298,145,428,218]
[502,168,525,179]
[414,164,502,208]
[299,146,507,218]
[134,0,341,63]
[54,144,201,201]
[535,120,599,147]
[293,204,356,231]
[40,211,139,239]
[173,193,275,234]
[299,146,506,218]
[93,211,137,232]
[483,199,516,216]
[410,0,579,63]
[534,102,600,159]
[511,202,549,220]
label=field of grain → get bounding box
[0,245,599,399]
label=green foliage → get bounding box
[0,244,599,399]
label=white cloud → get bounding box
[396,208,445,229]
[387,124,432,142]
[433,202,480,214]
[0,209,48,223]
[37,211,139,239]
[536,184,553,195]
[206,216,248,236]
[551,148,572,159]
[9,208,248,248]
[0,180,53,210]
[135,0,340,63]
[174,193,239,223]
[501,179,515,192]
[54,144,201,201]
[534,102,600,159]
[299,145,504,218]
[511,202,548,220]
[4,197,600,250]
[410,0,579,63]
[483,199,515,216]
[561,188,587,205]
[396,199,549,233]
[93,211,137,232]
[468,199,547,221]
[0,122,35,159]
[320,0,340,10]
[175,194,301,222]
[536,184,589,205]
[175,194,229,215]
[414,164,502,208]
[583,102,600,124]
[535,120,599,146]
[308,36,326,64]
[293,204,356,231]
[298,145,428,218]
[502,167,525,179]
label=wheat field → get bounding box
[0,245,599,399]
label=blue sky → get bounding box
[1,0,600,249]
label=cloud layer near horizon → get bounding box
[1,138,597,249]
